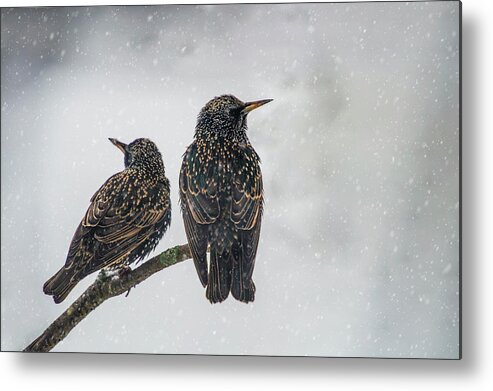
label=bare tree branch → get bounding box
[24,243,192,353]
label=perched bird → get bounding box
[43,138,171,303]
[180,94,272,303]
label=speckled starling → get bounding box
[180,94,272,303]
[43,138,171,304]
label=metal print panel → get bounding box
[1,1,460,358]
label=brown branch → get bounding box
[24,243,192,353]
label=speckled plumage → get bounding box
[43,138,171,304]
[180,94,272,303]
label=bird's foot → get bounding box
[118,265,135,297]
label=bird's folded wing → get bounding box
[179,144,218,286]
[179,143,220,224]
[230,150,263,231]
[65,172,127,260]
[231,148,263,282]
[92,180,170,245]
[70,173,170,272]
[81,171,128,228]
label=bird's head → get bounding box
[196,94,273,140]
[109,137,165,177]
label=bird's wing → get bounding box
[179,142,220,224]
[64,172,126,267]
[67,172,171,274]
[231,146,263,287]
[230,147,263,231]
[179,142,218,286]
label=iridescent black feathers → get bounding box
[43,138,171,303]
[180,94,272,303]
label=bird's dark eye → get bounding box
[229,107,242,117]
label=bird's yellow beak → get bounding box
[108,138,127,153]
[242,99,273,114]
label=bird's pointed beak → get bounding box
[242,98,273,114]
[108,138,127,153]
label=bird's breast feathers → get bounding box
[180,139,263,229]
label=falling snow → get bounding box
[1,2,459,358]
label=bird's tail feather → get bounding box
[206,248,232,304]
[231,243,256,303]
[43,267,79,304]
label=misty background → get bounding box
[1,2,459,358]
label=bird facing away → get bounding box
[180,94,272,303]
[43,138,171,304]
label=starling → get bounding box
[43,138,171,304]
[180,94,272,303]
